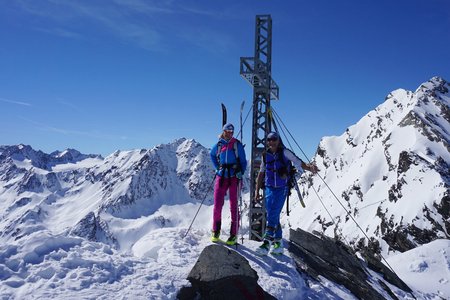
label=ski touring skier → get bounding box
[210,123,247,245]
[255,131,319,255]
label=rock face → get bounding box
[291,76,450,255]
[70,212,118,248]
[289,228,413,300]
[178,244,275,300]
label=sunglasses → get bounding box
[224,130,234,134]
[267,138,279,142]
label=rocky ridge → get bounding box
[294,76,449,255]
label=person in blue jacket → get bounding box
[255,131,318,255]
[210,123,247,245]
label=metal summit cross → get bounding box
[240,15,279,241]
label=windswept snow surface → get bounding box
[387,239,450,299]
[0,193,350,300]
[0,184,444,299]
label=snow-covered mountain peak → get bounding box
[50,148,101,162]
[415,76,449,95]
[292,76,449,258]
[320,77,449,164]
[0,144,45,164]
[0,144,102,171]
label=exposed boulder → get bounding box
[178,244,275,300]
[288,228,413,300]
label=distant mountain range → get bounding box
[0,138,214,246]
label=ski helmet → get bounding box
[267,132,279,140]
[222,123,234,131]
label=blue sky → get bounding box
[1,0,449,159]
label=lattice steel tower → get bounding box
[240,15,279,241]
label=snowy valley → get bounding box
[0,77,449,299]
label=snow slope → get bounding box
[387,239,450,299]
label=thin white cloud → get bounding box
[20,117,131,141]
[181,6,222,18]
[35,27,83,39]
[14,0,237,52]
[16,0,163,50]
[0,97,32,106]
[176,28,236,54]
[110,0,224,18]
[57,99,84,114]
[65,1,163,49]
[111,0,177,14]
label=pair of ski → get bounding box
[221,102,245,136]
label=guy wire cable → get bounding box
[271,107,401,276]
[272,111,338,231]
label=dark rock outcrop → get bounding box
[288,228,413,300]
[70,212,118,249]
[178,244,275,300]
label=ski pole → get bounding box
[237,178,244,247]
[237,100,245,247]
[183,174,217,239]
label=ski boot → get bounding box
[211,231,221,243]
[226,235,237,246]
[256,240,271,256]
[270,240,283,255]
[211,221,221,243]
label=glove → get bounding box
[308,164,319,174]
[236,172,242,180]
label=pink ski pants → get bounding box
[212,176,240,236]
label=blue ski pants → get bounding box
[264,186,288,240]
